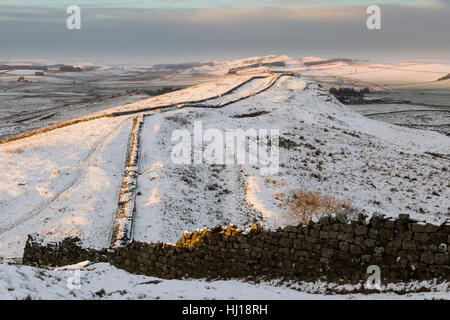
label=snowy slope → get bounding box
[1,69,449,257]
[0,117,132,257]
[0,261,447,300]
[181,55,300,76]
[133,75,449,244]
[289,60,450,90]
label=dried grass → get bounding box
[286,189,352,224]
[165,115,189,126]
[3,147,24,154]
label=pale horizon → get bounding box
[1,0,449,64]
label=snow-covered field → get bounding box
[0,261,447,300]
[175,55,450,91]
[0,117,132,257]
[349,104,450,135]
[290,59,450,91]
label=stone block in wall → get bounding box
[319,216,330,225]
[420,251,434,264]
[402,240,417,251]
[329,231,338,239]
[425,223,439,233]
[386,239,402,250]
[431,232,447,243]
[331,224,340,232]
[434,253,449,265]
[363,238,376,249]
[349,245,362,256]
[384,220,395,229]
[412,223,427,233]
[379,229,394,241]
[319,231,330,239]
[321,248,334,258]
[414,232,430,243]
[355,225,368,235]
[341,224,353,234]
[394,220,409,232]
[283,226,297,233]
[368,228,378,239]
[339,241,349,252]
[407,253,419,264]
[396,230,412,241]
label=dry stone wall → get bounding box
[23,213,449,282]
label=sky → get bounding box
[0,0,449,65]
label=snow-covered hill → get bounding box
[172,54,450,91]
[1,72,448,259]
[181,55,300,76]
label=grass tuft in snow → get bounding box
[286,190,352,224]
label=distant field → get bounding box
[348,103,450,135]
[0,67,197,139]
[367,88,450,107]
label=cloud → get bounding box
[167,6,364,25]
[0,2,448,63]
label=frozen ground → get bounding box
[0,117,132,258]
[0,261,447,300]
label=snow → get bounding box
[1,70,448,257]
[133,76,449,244]
[4,70,44,76]
[348,104,443,116]
[0,56,449,299]
[100,74,259,115]
[0,261,447,300]
[288,60,450,90]
[205,76,276,106]
[181,55,300,76]
[0,117,132,258]
[301,56,327,64]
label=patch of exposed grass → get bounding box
[165,115,189,126]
